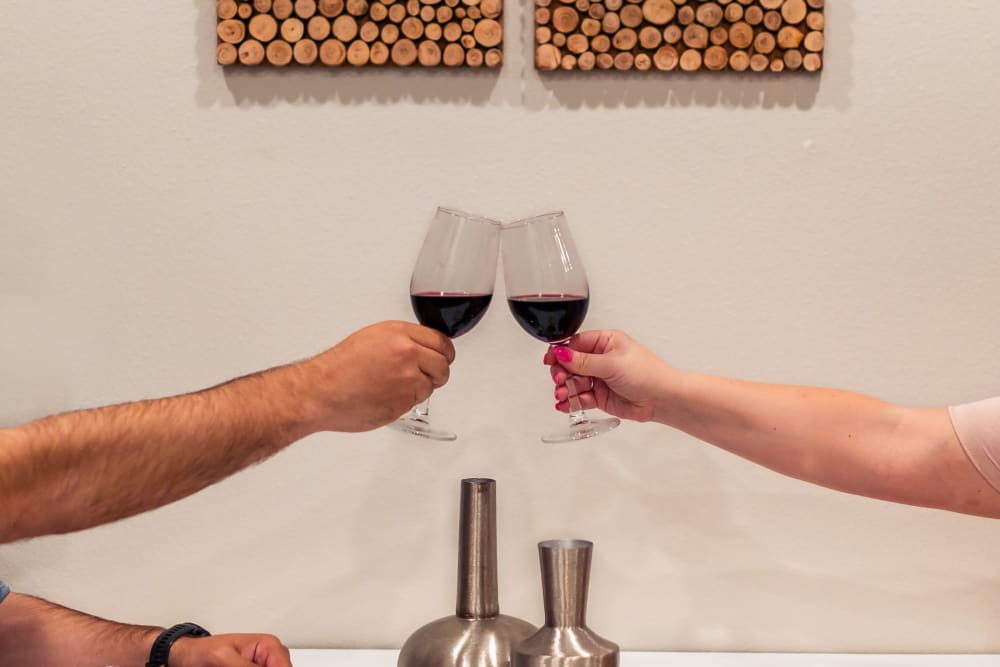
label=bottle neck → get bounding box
[540,539,591,627]
[456,479,500,619]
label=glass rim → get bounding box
[437,206,504,227]
[503,211,566,230]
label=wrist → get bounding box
[649,366,689,426]
[245,362,321,444]
[142,626,165,646]
[146,623,211,667]
[164,636,199,667]
[278,357,330,436]
[136,627,165,665]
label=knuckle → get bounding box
[391,338,417,359]
[401,367,422,384]
[381,320,407,337]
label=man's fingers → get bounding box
[222,654,259,667]
[417,347,451,388]
[255,636,293,667]
[259,649,293,667]
[408,325,456,364]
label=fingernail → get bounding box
[554,346,572,362]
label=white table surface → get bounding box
[287,649,1000,666]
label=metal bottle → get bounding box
[513,539,619,667]
[398,478,536,667]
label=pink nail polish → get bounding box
[554,346,572,363]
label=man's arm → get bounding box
[0,592,291,667]
[548,330,1000,518]
[0,320,454,543]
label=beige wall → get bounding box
[3,0,1000,653]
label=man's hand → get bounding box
[0,319,456,543]
[0,593,293,667]
[170,633,292,667]
[295,321,456,433]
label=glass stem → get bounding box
[413,397,430,422]
[554,340,588,427]
[565,373,587,426]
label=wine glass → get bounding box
[389,207,501,441]
[501,211,620,443]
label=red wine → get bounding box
[411,292,493,338]
[507,294,589,343]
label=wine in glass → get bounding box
[501,211,620,443]
[390,207,501,441]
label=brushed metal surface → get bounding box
[398,478,536,667]
[513,539,619,667]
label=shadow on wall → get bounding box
[195,0,853,110]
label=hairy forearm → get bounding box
[0,593,160,667]
[0,363,316,543]
[656,372,1000,516]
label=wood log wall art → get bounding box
[217,0,503,67]
[535,0,824,72]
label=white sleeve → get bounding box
[949,396,1000,494]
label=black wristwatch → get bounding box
[146,622,211,667]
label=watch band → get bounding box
[146,622,211,667]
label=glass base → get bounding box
[541,417,620,443]
[387,416,457,441]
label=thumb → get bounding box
[553,344,614,379]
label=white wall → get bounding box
[3,0,1000,653]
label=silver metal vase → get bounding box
[398,478,537,667]
[513,539,619,667]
